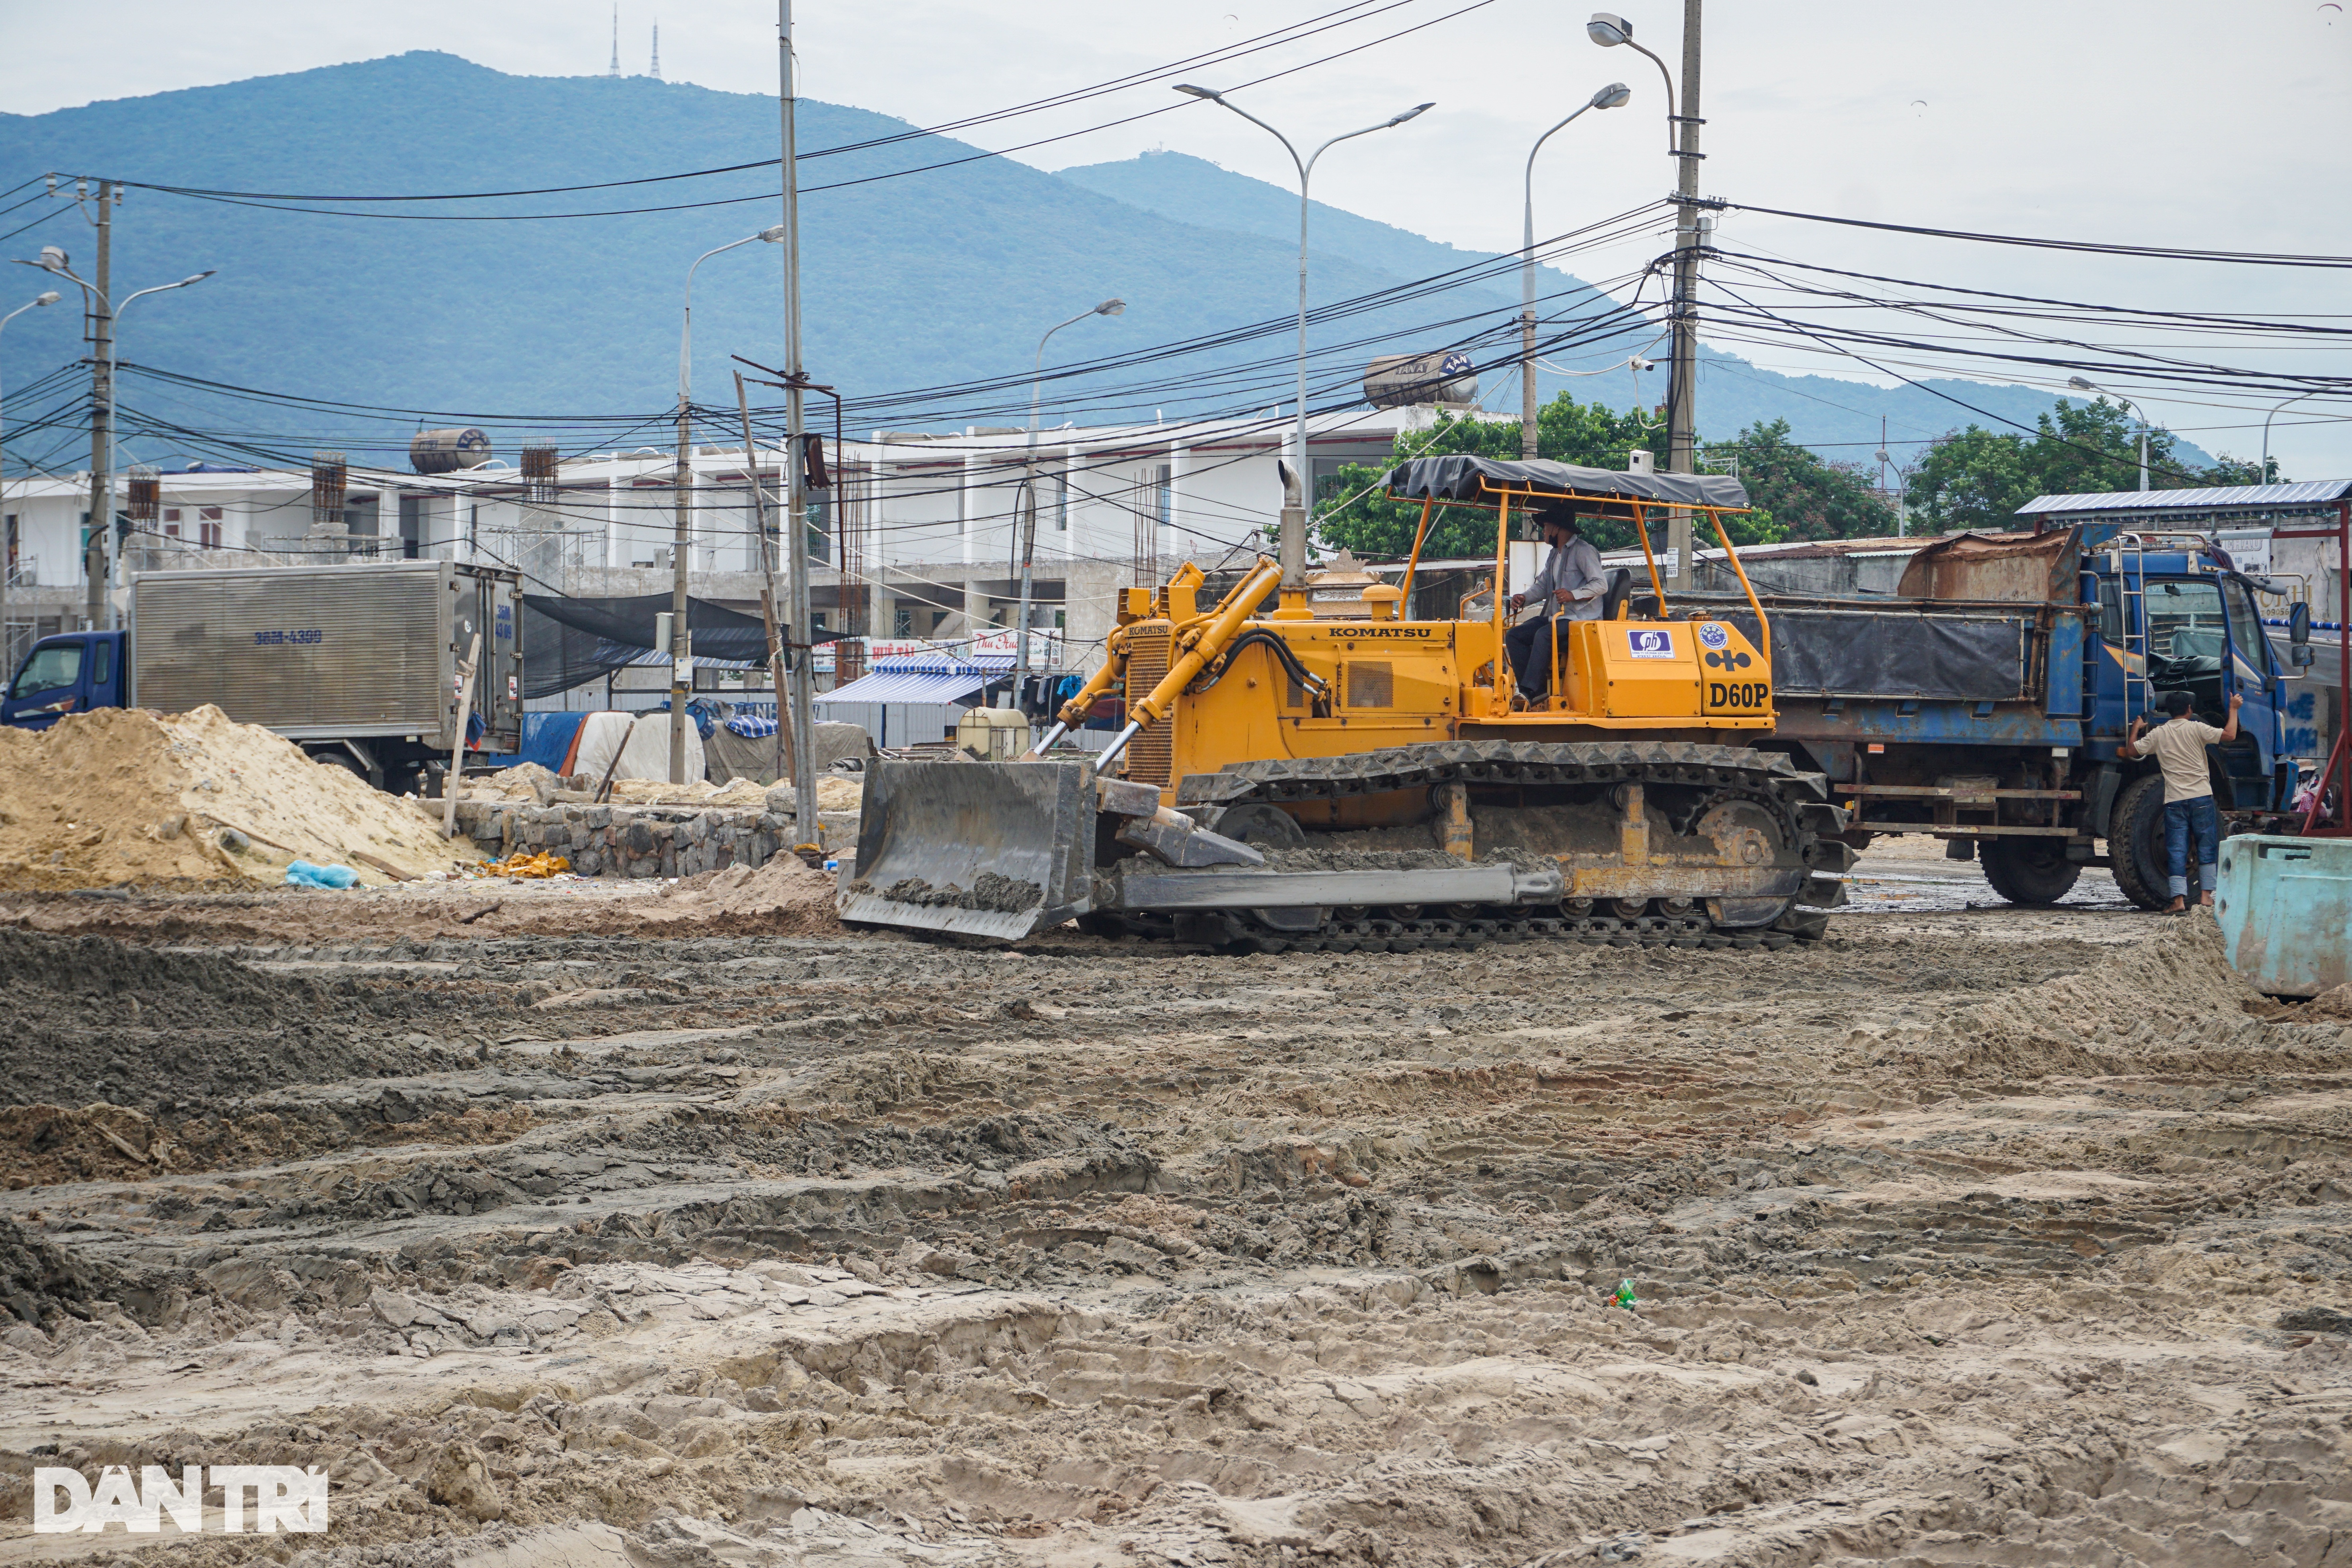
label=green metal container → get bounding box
[2215,834,2352,997]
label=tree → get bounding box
[1705,418,1897,542]
[1313,392,1783,560]
[1905,396,2279,533]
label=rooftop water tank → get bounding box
[410,427,493,475]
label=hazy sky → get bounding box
[8,0,2350,473]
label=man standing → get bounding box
[2122,688,2241,914]
[1504,507,1607,703]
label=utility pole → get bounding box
[668,360,692,784]
[84,181,112,631]
[1663,0,1703,589]
[778,0,817,846]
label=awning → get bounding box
[1387,454,1750,509]
[816,668,993,705]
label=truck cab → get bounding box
[2,630,128,731]
[2086,551,2294,807]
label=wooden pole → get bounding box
[761,586,798,790]
[735,370,791,786]
[443,630,482,839]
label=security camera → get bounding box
[1629,357,1654,372]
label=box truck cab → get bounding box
[1,561,522,792]
[2,630,128,730]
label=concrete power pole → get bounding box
[83,182,111,631]
[778,0,817,847]
[668,370,692,784]
[1663,0,1703,587]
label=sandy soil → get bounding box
[0,707,483,892]
[3,868,2348,1568]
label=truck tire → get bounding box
[2107,772,2170,911]
[1980,838,2081,906]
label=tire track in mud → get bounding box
[4,914,2351,1566]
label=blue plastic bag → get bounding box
[285,859,359,889]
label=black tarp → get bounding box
[1708,606,2030,701]
[521,593,796,700]
[1386,455,1750,510]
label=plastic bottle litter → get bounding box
[284,859,360,889]
[1614,1278,1639,1311]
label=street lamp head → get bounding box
[2066,376,2096,392]
[35,290,60,306]
[1094,298,1126,316]
[1390,102,1435,126]
[1172,83,1222,101]
[1591,82,1633,109]
[757,224,788,242]
[182,270,216,286]
[38,245,67,272]
[1588,12,1633,46]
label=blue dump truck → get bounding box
[1694,518,2328,911]
[2,561,523,792]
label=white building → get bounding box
[2,403,1463,686]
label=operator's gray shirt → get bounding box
[1526,534,1608,620]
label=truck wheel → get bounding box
[2106,773,2170,911]
[1980,838,2081,906]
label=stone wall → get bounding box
[450,801,796,880]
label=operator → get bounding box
[2121,688,2241,915]
[1504,506,1607,702]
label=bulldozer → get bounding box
[839,454,1852,950]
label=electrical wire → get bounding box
[96,0,1500,225]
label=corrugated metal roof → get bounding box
[2017,480,2352,516]
[606,646,763,671]
[870,654,1015,675]
[815,668,991,705]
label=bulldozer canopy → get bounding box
[1386,455,1749,511]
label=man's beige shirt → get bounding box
[2135,716,2225,802]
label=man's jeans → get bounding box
[2163,794,2219,898]
[1506,615,1564,699]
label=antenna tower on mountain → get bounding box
[608,6,621,76]
[650,21,662,80]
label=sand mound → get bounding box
[0,705,480,891]
[1891,916,2352,1079]
[651,854,843,935]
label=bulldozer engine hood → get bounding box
[1385,455,1751,511]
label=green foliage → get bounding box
[1314,393,1779,560]
[1705,419,1895,542]
[1905,398,2278,532]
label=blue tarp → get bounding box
[516,711,588,773]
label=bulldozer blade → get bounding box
[837,758,1097,941]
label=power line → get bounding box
[1722,201,2352,270]
[94,0,1497,226]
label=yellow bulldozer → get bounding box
[839,454,1852,950]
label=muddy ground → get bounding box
[3,849,2350,1568]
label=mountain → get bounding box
[0,52,2156,478]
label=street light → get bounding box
[1010,298,1125,733]
[666,224,787,784]
[1171,83,1432,607]
[13,250,214,628]
[1,287,61,673]
[1587,14,1677,155]
[2067,376,2151,490]
[1520,82,1630,458]
[2263,390,2321,482]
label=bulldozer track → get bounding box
[1112,740,1850,954]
